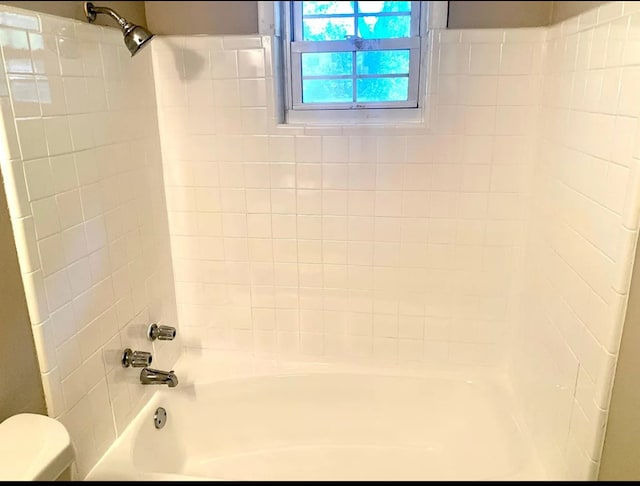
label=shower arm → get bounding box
[84,2,134,32]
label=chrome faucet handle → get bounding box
[121,348,152,368]
[148,323,177,341]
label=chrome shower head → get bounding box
[122,24,154,56]
[83,2,154,56]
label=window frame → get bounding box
[285,1,423,111]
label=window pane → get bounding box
[302,52,352,77]
[303,78,353,103]
[356,50,410,75]
[302,1,354,15]
[303,17,354,40]
[356,77,408,102]
[357,1,411,14]
[357,15,411,39]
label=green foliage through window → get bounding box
[293,1,420,107]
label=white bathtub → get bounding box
[86,352,546,481]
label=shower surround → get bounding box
[0,6,178,477]
[0,0,638,480]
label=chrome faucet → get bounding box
[140,367,178,387]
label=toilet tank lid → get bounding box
[0,413,73,480]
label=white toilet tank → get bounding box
[0,413,74,480]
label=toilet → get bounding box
[0,413,74,480]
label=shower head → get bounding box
[83,2,154,56]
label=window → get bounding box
[285,1,422,111]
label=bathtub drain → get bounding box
[154,407,167,429]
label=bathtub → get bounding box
[86,351,546,481]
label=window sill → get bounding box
[284,107,427,127]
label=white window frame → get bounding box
[285,1,423,111]
[260,1,448,125]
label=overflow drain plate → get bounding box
[154,407,167,429]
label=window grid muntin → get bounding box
[290,1,421,110]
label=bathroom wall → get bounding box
[510,1,640,479]
[0,5,178,478]
[0,2,148,28]
[551,1,609,23]
[152,28,544,368]
[145,1,258,35]
[0,181,46,421]
[448,1,554,28]
[448,1,608,29]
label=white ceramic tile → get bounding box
[8,74,40,117]
[211,50,238,79]
[501,43,534,74]
[31,195,60,239]
[31,319,56,373]
[62,77,89,114]
[67,256,93,296]
[57,36,84,77]
[38,75,67,116]
[239,78,266,107]
[49,155,77,195]
[37,233,66,276]
[238,49,265,78]
[21,269,48,325]
[49,300,78,348]
[43,116,73,156]
[29,32,60,76]
[469,44,501,74]
[16,117,48,160]
[67,114,95,151]
[43,267,72,312]
[23,157,53,200]
[223,36,262,50]
[56,189,83,229]
[1,28,33,74]
[40,367,65,418]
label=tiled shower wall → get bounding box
[1,1,638,481]
[511,1,640,479]
[0,7,178,478]
[152,29,544,368]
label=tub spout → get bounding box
[140,367,178,387]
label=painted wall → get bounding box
[0,4,178,478]
[448,1,608,28]
[448,1,553,28]
[551,1,608,23]
[145,1,258,35]
[0,1,147,28]
[0,180,46,421]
